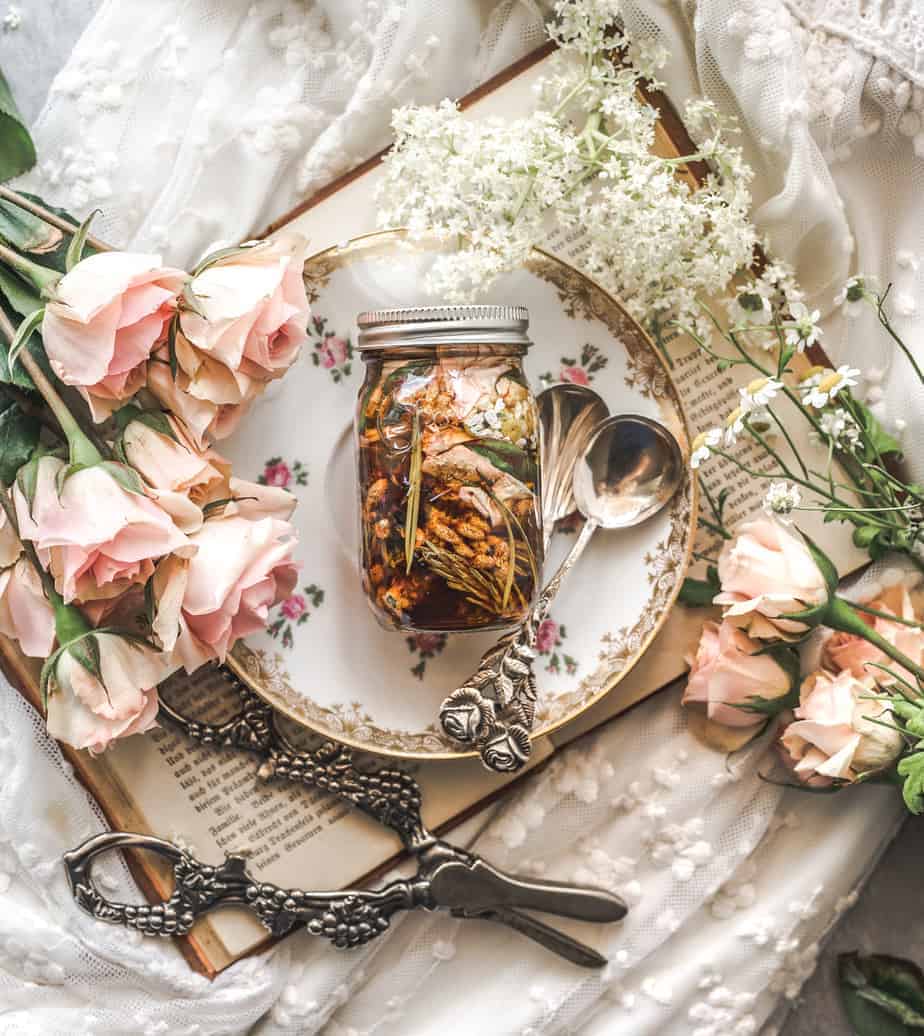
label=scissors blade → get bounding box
[428,855,627,923]
[473,907,608,969]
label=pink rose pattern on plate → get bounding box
[258,456,308,489]
[268,583,324,649]
[539,343,608,389]
[534,618,578,676]
[406,632,448,680]
[310,314,354,384]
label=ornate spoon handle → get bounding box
[158,667,432,850]
[439,518,599,773]
[64,831,425,946]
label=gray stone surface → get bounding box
[780,818,924,1036]
[2,5,921,1035]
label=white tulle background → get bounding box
[0,1,922,1033]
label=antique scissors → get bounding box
[64,669,627,967]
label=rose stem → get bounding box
[0,185,110,252]
[0,308,101,467]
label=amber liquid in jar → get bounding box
[356,340,543,633]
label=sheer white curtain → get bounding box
[1,1,921,1033]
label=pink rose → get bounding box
[779,669,903,785]
[319,336,348,369]
[560,366,590,386]
[42,252,186,421]
[45,632,170,754]
[822,586,924,685]
[121,413,230,533]
[281,593,306,621]
[13,456,192,604]
[683,620,792,728]
[156,513,298,670]
[0,558,55,658]
[146,354,260,447]
[714,517,828,640]
[263,461,291,488]
[535,618,559,654]
[180,233,310,384]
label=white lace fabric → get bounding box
[2,1,922,1033]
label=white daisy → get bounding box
[723,406,747,446]
[763,481,802,517]
[801,365,861,409]
[690,428,722,469]
[739,376,782,409]
[811,407,861,448]
[784,301,824,350]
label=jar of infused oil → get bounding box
[354,305,543,633]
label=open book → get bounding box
[0,42,866,977]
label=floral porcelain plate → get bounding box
[219,230,694,760]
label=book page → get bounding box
[6,48,867,974]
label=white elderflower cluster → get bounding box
[377,0,757,337]
[763,481,802,517]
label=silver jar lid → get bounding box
[356,304,530,350]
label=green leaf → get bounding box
[113,403,176,441]
[464,438,533,482]
[64,209,100,272]
[678,572,720,607]
[0,191,93,273]
[0,403,39,485]
[0,67,36,183]
[7,306,44,372]
[190,239,263,278]
[97,460,145,496]
[67,633,102,682]
[840,952,924,1032]
[797,528,839,596]
[852,397,903,459]
[166,311,179,381]
[15,449,42,513]
[897,752,924,814]
[0,264,41,318]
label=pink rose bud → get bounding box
[45,632,170,754]
[714,517,828,640]
[263,461,291,488]
[42,252,186,421]
[13,456,192,604]
[683,620,792,728]
[779,669,903,785]
[0,557,56,658]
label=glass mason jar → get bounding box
[355,305,543,633]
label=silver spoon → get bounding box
[538,384,609,552]
[439,414,685,773]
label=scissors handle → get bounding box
[64,831,424,945]
[158,666,433,850]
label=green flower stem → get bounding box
[874,290,924,387]
[0,241,60,295]
[0,185,110,253]
[826,595,924,684]
[16,352,102,468]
